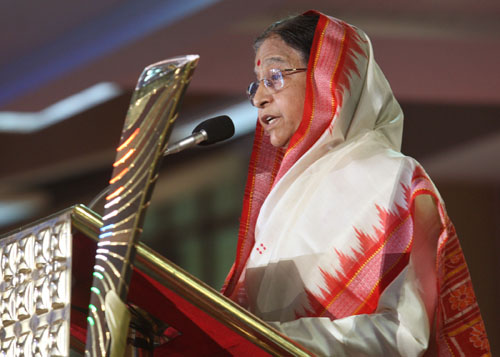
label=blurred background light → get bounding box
[0,82,122,133]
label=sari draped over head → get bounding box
[222,10,490,356]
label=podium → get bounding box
[0,204,312,355]
[0,55,314,355]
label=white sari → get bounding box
[223,11,490,356]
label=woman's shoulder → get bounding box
[317,136,418,178]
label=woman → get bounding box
[222,11,490,356]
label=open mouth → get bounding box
[263,115,279,124]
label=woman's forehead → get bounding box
[256,37,302,61]
[260,56,287,66]
[254,37,303,74]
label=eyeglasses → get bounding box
[247,68,307,106]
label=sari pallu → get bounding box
[223,11,490,356]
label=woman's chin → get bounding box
[268,131,293,148]
[269,136,287,148]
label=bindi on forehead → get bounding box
[257,59,261,66]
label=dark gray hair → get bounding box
[254,13,320,63]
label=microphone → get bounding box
[163,115,234,156]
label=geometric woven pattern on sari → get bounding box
[300,186,412,319]
[436,223,491,356]
[412,166,491,356]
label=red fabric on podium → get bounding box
[130,269,270,356]
[70,233,270,356]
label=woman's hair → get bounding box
[254,13,320,63]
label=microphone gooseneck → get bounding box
[90,116,235,209]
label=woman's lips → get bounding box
[261,115,280,127]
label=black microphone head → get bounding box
[192,115,235,145]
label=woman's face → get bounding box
[253,36,307,148]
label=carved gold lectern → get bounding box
[0,55,313,356]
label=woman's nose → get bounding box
[253,83,271,108]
